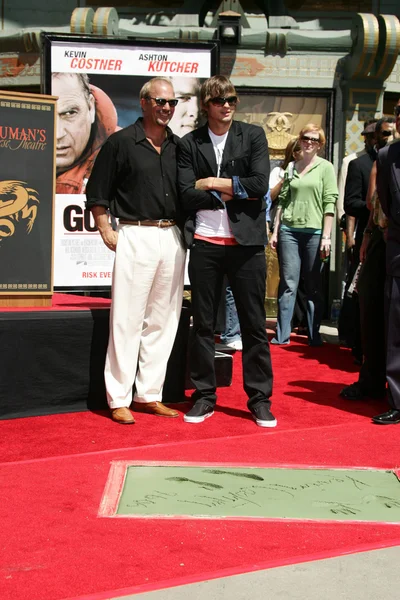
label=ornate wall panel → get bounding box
[234,92,329,314]
[235,94,328,164]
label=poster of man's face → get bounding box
[46,38,215,288]
[169,77,202,136]
[53,73,96,174]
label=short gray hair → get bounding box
[52,72,92,105]
[139,77,174,100]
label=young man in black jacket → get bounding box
[177,75,275,427]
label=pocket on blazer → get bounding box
[223,155,249,176]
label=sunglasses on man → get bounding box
[146,96,179,107]
[380,130,393,137]
[209,96,238,107]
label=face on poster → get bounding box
[46,38,214,288]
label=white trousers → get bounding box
[105,224,186,409]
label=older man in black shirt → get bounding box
[86,77,186,424]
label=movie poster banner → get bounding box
[42,34,218,289]
[0,90,56,302]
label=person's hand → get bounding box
[221,192,233,202]
[195,177,213,191]
[270,232,278,250]
[320,237,331,261]
[346,234,355,250]
[360,234,370,263]
[101,228,118,252]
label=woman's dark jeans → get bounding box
[273,229,323,345]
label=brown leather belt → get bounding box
[119,219,176,228]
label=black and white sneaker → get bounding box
[184,402,214,423]
[251,404,277,428]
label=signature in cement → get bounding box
[126,490,177,509]
[177,486,262,509]
[123,470,399,517]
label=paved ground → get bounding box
[114,546,400,600]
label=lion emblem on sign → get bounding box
[0,180,39,241]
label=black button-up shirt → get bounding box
[86,118,180,220]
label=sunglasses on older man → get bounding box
[209,96,238,107]
[146,96,179,107]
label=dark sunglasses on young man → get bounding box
[146,96,179,107]
[209,96,238,107]
[381,130,393,137]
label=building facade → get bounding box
[1,1,399,310]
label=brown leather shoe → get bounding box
[132,401,179,418]
[111,407,135,424]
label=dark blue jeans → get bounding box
[220,286,241,344]
[273,229,323,345]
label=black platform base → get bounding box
[0,306,232,420]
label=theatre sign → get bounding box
[0,90,56,307]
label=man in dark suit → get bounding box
[340,123,378,363]
[177,75,275,427]
[344,117,395,264]
[344,129,377,263]
[372,106,400,424]
[341,117,395,400]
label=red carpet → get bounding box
[1,338,400,600]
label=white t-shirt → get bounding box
[195,129,234,239]
[269,166,285,190]
[337,151,364,219]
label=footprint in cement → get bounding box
[203,469,264,481]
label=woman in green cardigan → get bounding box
[270,124,338,346]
